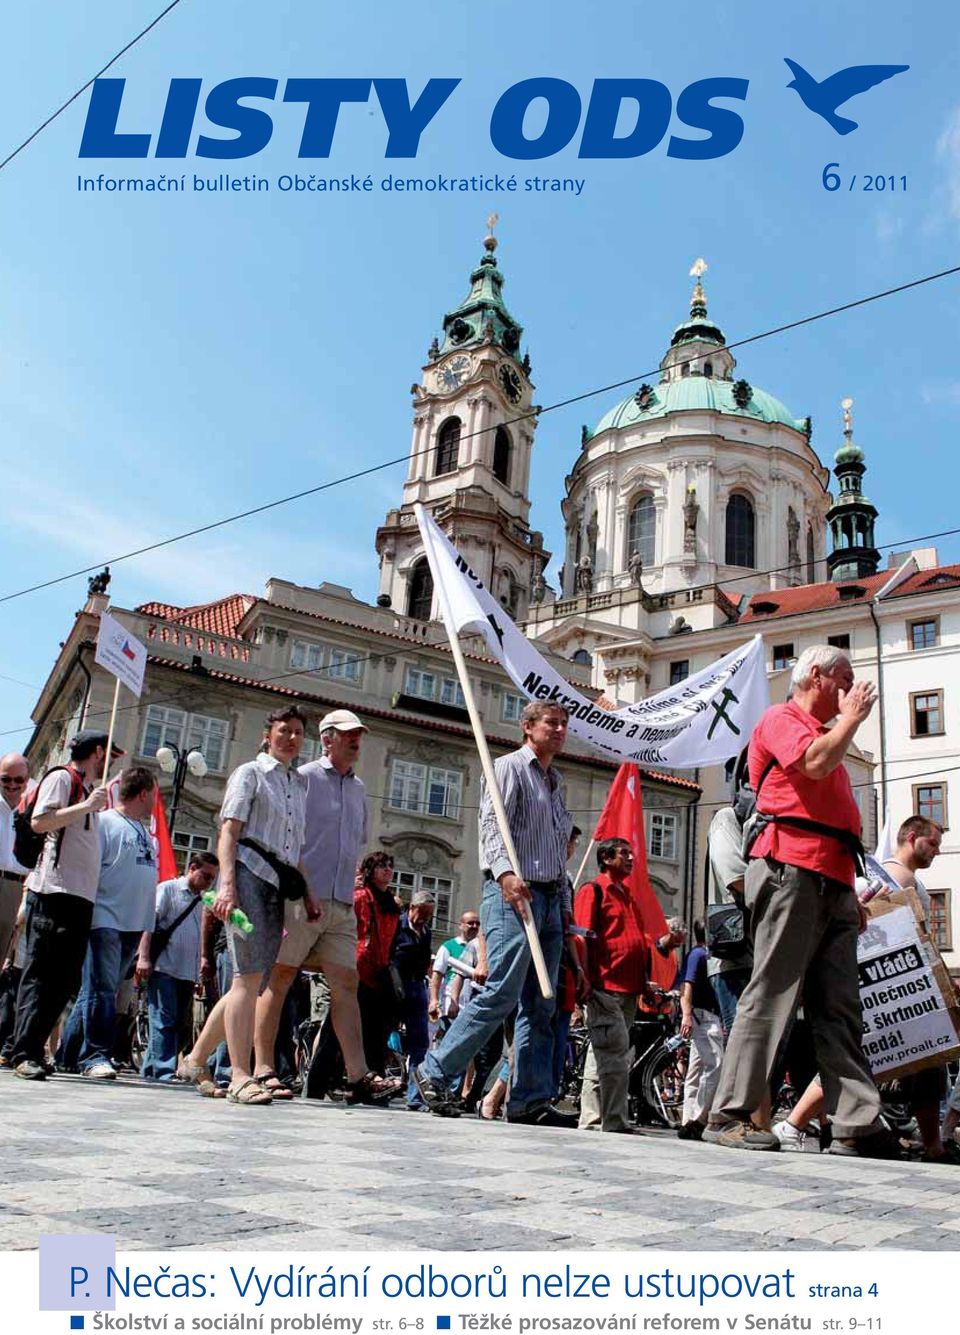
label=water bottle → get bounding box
[664,1034,686,1053]
[200,890,254,935]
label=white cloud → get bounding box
[920,380,960,407]
[2,480,373,610]
[874,213,904,246]
[936,104,960,223]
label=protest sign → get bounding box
[858,891,960,1081]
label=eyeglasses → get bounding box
[0,776,27,785]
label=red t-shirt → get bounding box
[749,700,861,888]
[574,872,651,995]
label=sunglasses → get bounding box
[0,776,27,785]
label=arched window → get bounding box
[571,648,593,666]
[407,558,434,621]
[703,361,713,378]
[434,417,461,477]
[725,492,755,568]
[627,493,656,568]
[806,525,816,583]
[493,426,511,486]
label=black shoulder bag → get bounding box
[149,895,201,966]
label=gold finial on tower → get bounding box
[841,396,854,440]
[688,257,708,315]
[484,212,500,253]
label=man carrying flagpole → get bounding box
[414,700,576,1126]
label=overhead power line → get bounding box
[0,0,186,174]
[1,262,959,611]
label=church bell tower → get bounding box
[375,219,549,622]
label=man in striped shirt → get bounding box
[415,701,574,1126]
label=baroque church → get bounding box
[25,227,960,958]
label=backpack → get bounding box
[12,766,85,871]
[704,756,775,960]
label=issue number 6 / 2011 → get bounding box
[822,164,907,192]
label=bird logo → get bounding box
[784,57,909,135]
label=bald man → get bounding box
[0,753,31,962]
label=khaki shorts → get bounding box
[276,897,357,973]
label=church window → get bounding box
[703,361,713,377]
[681,362,690,377]
[435,417,461,476]
[806,525,816,584]
[407,558,434,621]
[669,660,689,685]
[571,648,593,666]
[493,426,511,486]
[627,493,656,568]
[725,492,755,568]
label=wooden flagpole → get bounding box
[423,530,553,1001]
[101,678,121,786]
[572,838,595,891]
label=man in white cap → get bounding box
[253,709,399,1103]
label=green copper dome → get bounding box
[593,376,807,435]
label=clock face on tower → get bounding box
[436,354,472,392]
[498,363,523,404]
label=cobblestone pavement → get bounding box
[2,1069,959,1251]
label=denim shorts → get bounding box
[227,861,284,979]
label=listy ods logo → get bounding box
[76,57,911,163]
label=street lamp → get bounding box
[156,743,208,833]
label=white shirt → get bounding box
[0,789,31,876]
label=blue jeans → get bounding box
[711,968,751,1039]
[421,880,562,1117]
[69,928,142,1071]
[401,979,430,1107]
[142,972,194,1080]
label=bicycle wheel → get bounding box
[641,1043,686,1128]
[130,1000,150,1074]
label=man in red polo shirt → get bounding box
[705,644,893,1156]
[575,837,655,1133]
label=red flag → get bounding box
[592,764,674,989]
[151,788,179,882]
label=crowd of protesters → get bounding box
[1,642,959,1161]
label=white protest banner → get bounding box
[857,898,960,1080]
[95,609,148,698]
[415,504,769,768]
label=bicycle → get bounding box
[628,992,690,1128]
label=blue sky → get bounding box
[0,1,957,740]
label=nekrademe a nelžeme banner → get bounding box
[415,504,768,769]
[858,894,960,1081]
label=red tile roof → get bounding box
[739,563,960,624]
[145,654,700,792]
[137,594,257,639]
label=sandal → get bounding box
[226,1078,273,1106]
[343,1072,403,1105]
[256,1069,295,1100]
[176,1057,218,1098]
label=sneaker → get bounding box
[13,1059,46,1081]
[703,1119,780,1151]
[412,1064,461,1117]
[82,1063,117,1080]
[827,1128,902,1160]
[677,1121,705,1141]
[772,1119,807,1152]
[506,1104,578,1128]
